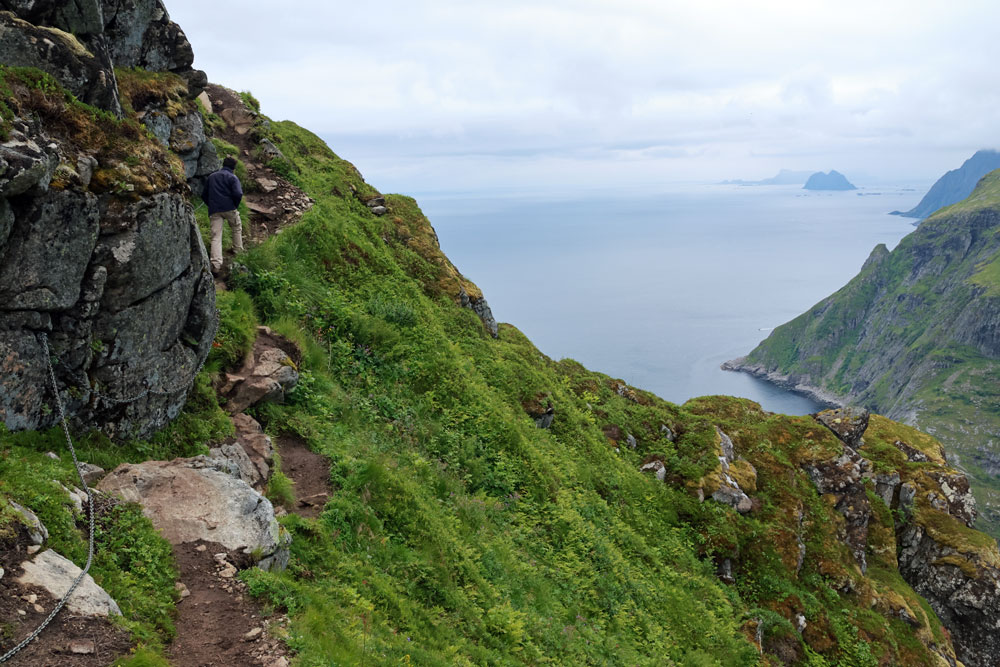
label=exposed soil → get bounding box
[253,329,302,368]
[0,531,132,667]
[276,435,332,520]
[166,541,287,667]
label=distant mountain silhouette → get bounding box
[803,170,856,191]
[721,169,813,186]
[891,150,1000,219]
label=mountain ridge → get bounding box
[728,169,1000,538]
[891,149,1000,219]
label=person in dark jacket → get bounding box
[203,156,244,274]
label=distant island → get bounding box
[803,170,856,191]
[890,149,1000,219]
[720,169,813,186]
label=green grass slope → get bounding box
[4,75,997,666]
[740,170,1000,536]
[192,111,977,666]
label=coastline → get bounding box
[721,356,846,411]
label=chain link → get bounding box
[0,334,96,664]
[0,333,206,662]
[79,348,208,406]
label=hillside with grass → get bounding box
[728,170,1000,538]
[3,2,1000,666]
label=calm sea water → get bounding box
[417,184,924,415]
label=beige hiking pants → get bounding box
[210,209,244,271]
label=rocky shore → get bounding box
[721,356,844,410]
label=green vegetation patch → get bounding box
[114,68,189,118]
[0,436,178,650]
[0,65,186,196]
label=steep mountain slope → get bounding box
[892,149,1000,219]
[3,2,1000,666]
[728,171,1000,536]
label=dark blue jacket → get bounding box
[203,166,243,215]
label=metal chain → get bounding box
[1,320,211,661]
[79,347,209,406]
[0,334,96,664]
[84,359,206,405]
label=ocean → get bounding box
[416,183,924,415]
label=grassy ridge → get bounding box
[0,75,991,665]
[202,116,966,665]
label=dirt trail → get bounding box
[166,541,287,667]
[164,434,333,666]
[276,435,332,520]
[164,343,332,665]
[203,84,313,248]
[161,90,331,666]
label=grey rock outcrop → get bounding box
[801,414,874,572]
[9,500,48,545]
[710,428,754,514]
[0,6,121,115]
[896,519,1000,667]
[686,427,756,515]
[459,287,498,338]
[18,549,122,617]
[0,175,216,435]
[815,410,1000,666]
[639,457,667,482]
[98,456,291,571]
[0,7,217,436]
[801,444,872,572]
[101,0,206,95]
[813,407,870,448]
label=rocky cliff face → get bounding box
[681,399,1000,667]
[0,0,216,437]
[728,170,1000,536]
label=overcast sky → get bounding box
[166,0,1000,193]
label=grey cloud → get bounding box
[166,0,1000,189]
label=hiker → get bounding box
[204,156,244,274]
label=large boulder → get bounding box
[0,180,215,436]
[0,119,58,199]
[18,549,122,617]
[217,327,300,415]
[98,457,290,571]
[100,0,206,95]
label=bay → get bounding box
[417,183,924,415]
